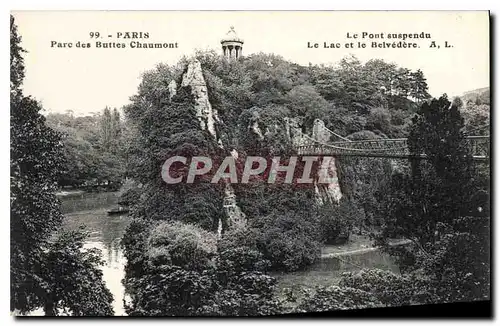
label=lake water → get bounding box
[57,191,131,316]
[63,208,131,316]
[56,192,398,316]
[273,248,400,292]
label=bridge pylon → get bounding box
[312,119,330,144]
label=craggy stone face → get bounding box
[176,59,344,233]
[181,59,219,139]
[167,80,177,100]
[180,59,243,230]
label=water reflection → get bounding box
[273,249,399,292]
[63,208,131,316]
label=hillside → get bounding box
[461,87,490,106]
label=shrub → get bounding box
[127,265,217,316]
[206,272,282,316]
[294,285,381,313]
[253,211,321,271]
[212,228,283,316]
[217,228,270,274]
[339,269,434,306]
[146,221,218,270]
[366,107,392,135]
[125,220,284,316]
[319,199,354,245]
[117,179,142,207]
[417,216,490,303]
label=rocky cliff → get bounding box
[178,58,246,234]
[256,116,343,204]
[175,58,344,235]
[181,59,221,142]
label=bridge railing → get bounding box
[329,138,409,155]
[296,138,409,157]
[295,136,490,160]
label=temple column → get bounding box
[221,26,244,60]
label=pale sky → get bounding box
[12,11,489,116]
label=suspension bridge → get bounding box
[287,119,490,162]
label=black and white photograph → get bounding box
[9,10,491,317]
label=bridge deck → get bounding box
[294,136,490,162]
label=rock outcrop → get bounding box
[176,58,343,234]
[223,186,247,230]
[168,80,177,100]
[316,157,343,204]
[312,119,331,144]
[284,117,310,146]
[181,59,220,141]
[313,119,343,203]
[179,58,246,235]
[285,117,343,204]
[251,120,265,141]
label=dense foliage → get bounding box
[282,95,489,314]
[459,87,490,136]
[123,222,283,316]
[292,268,432,312]
[373,95,490,301]
[45,107,126,189]
[116,49,488,315]
[10,15,113,316]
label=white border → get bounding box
[1,1,497,325]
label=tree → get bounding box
[39,230,114,316]
[243,53,294,107]
[111,108,122,139]
[10,15,113,315]
[464,104,490,136]
[374,95,490,302]
[309,56,422,139]
[409,69,431,104]
[46,113,98,187]
[408,95,475,218]
[99,107,113,151]
[309,64,344,102]
[365,107,392,135]
[394,67,411,97]
[376,96,475,246]
[285,84,329,129]
[46,110,126,189]
[10,15,25,98]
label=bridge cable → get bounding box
[322,125,352,142]
[289,124,403,152]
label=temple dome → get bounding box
[221,26,244,44]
